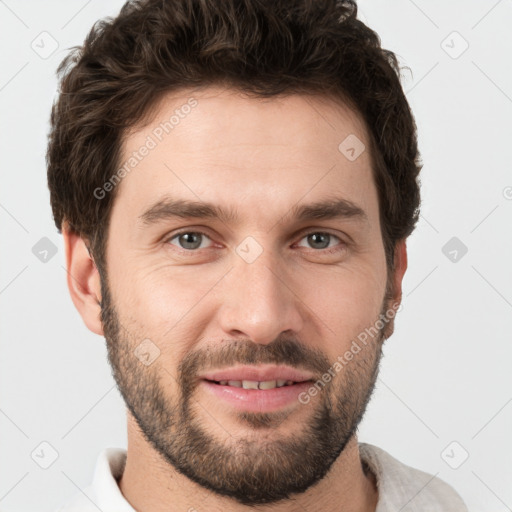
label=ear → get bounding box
[62,223,104,336]
[382,239,408,339]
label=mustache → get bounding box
[177,337,330,381]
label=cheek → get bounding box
[297,263,386,339]
[109,243,386,351]
[112,263,224,339]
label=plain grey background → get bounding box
[1,1,511,511]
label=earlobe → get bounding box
[62,223,104,336]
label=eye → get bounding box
[166,231,213,251]
[295,231,345,253]
[164,229,346,254]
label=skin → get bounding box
[64,86,407,512]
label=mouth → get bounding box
[199,364,315,385]
[199,378,314,412]
[203,378,312,389]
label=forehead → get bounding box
[114,86,378,230]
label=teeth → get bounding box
[243,380,261,389]
[216,379,297,389]
[257,380,277,390]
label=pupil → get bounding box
[309,233,329,249]
[180,232,201,249]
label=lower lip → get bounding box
[200,379,312,412]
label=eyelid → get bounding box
[295,227,344,242]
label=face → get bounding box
[98,86,399,506]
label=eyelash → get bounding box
[164,229,347,255]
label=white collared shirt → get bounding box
[55,442,468,511]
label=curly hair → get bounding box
[47,0,422,279]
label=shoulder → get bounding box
[359,442,468,512]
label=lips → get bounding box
[200,379,313,412]
[199,365,315,384]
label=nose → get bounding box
[216,246,304,345]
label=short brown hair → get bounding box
[47,0,422,279]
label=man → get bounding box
[48,0,468,510]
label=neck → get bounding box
[118,413,378,512]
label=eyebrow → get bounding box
[137,195,369,228]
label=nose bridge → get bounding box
[218,240,303,344]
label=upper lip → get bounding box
[200,365,315,383]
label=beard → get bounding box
[100,273,392,506]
